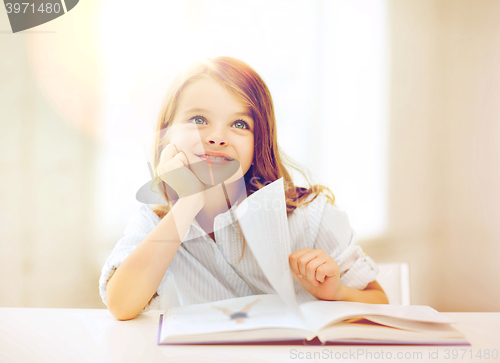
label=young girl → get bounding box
[99,57,388,321]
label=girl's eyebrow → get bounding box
[183,107,209,114]
[234,111,253,119]
[183,107,253,119]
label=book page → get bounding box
[160,295,311,343]
[300,300,455,333]
[316,322,468,345]
[361,315,463,335]
[234,178,299,313]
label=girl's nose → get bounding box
[208,138,226,146]
[207,131,227,146]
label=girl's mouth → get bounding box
[196,154,234,166]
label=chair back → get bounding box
[376,262,411,305]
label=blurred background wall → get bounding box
[0,0,499,311]
[363,0,500,311]
[0,1,103,308]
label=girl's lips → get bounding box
[196,154,234,166]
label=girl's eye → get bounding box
[233,120,249,129]
[189,116,207,125]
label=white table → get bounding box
[0,308,499,363]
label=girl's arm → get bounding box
[290,248,389,304]
[337,281,389,304]
[106,194,204,321]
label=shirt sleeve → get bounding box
[310,197,379,290]
[98,204,169,314]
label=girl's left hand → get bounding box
[289,248,343,301]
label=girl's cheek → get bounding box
[168,125,202,153]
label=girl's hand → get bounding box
[157,144,205,200]
[289,248,343,301]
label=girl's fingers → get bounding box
[289,248,312,277]
[305,256,329,285]
[167,152,187,170]
[158,144,186,176]
[316,261,339,283]
[157,145,175,175]
[160,143,177,163]
[296,250,321,279]
[176,150,190,168]
[289,249,335,286]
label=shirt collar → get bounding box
[183,199,243,243]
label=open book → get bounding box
[158,179,468,345]
[158,294,467,345]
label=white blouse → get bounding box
[99,194,379,313]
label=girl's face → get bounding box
[166,78,255,184]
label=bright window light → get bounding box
[96,0,388,240]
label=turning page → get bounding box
[234,178,299,313]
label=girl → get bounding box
[100,57,388,321]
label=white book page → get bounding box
[316,323,468,344]
[160,295,310,342]
[300,300,455,333]
[234,178,299,313]
[362,315,463,335]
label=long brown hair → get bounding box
[150,56,334,219]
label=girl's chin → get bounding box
[223,173,246,187]
[189,158,241,186]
